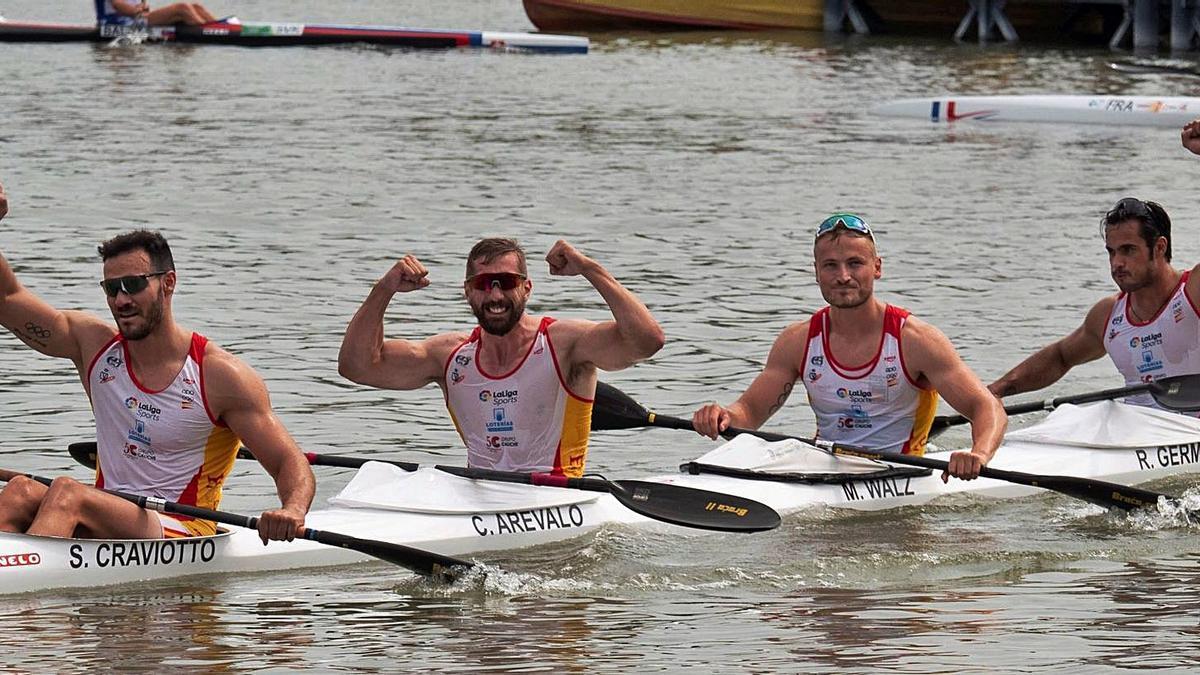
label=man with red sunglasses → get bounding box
[0,222,314,543]
[989,198,1200,415]
[339,238,664,477]
[691,214,1006,481]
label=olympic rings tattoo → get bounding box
[23,322,51,339]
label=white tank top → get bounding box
[87,333,241,533]
[1103,270,1200,416]
[444,317,593,477]
[801,305,938,455]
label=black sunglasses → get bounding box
[100,271,167,298]
[1103,197,1158,232]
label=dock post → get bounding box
[824,0,871,34]
[954,0,1019,42]
[1133,0,1160,48]
[1170,0,1200,50]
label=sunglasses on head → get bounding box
[1104,197,1157,229]
[466,272,526,292]
[100,271,167,298]
[815,213,874,241]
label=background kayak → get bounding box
[874,94,1200,127]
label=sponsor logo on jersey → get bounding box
[486,407,514,433]
[480,389,519,405]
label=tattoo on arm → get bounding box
[16,321,51,348]
[766,382,794,417]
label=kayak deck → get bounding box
[4,402,1199,595]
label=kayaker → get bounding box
[1183,118,1200,155]
[691,214,1006,481]
[0,179,6,221]
[338,238,665,478]
[94,0,218,28]
[0,227,314,542]
[989,198,1199,415]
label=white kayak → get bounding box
[4,401,1200,595]
[872,95,1200,127]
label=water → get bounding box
[2,0,1199,671]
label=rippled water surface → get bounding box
[2,0,1199,671]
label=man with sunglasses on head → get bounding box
[989,198,1200,414]
[0,228,315,543]
[692,214,1006,481]
[339,238,664,477]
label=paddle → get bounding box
[1109,61,1200,78]
[586,383,1193,514]
[432,465,780,533]
[0,468,471,581]
[929,373,1200,434]
[67,442,780,533]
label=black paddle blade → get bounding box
[609,480,780,532]
[307,529,473,582]
[68,442,98,470]
[1151,375,1200,412]
[591,381,655,431]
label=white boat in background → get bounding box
[872,95,1200,127]
[3,401,1200,595]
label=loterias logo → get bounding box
[0,552,41,567]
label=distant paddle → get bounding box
[929,373,1200,435]
[67,442,780,533]
[1109,61,1200,78]
[585,383,1198,515]
[0,468,471,581]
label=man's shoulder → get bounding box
[198,339,256,385]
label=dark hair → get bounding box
[1103,198,1172,262]
[466,238,527,278]
[97,230,176,271]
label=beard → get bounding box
[471,296,526,336]
[822,285,871,309]
[116,287,165,340]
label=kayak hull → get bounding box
[4,403,1199,594]
[0,20,590,53]
[873,95,1200,128]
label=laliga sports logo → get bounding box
[1129,337,1141,349]
[125,396,139,410]
[479,391,491,402]
[836,388,848,399]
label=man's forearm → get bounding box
[583,264,663,357]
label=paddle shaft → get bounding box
[0,468,470,579]
[932,374,1200,432]
[67,442,780,533]
[588,385,1184,513]
[933,381,1152,430]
